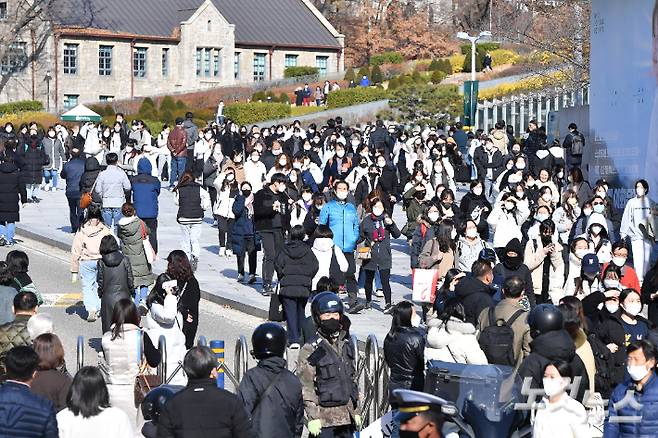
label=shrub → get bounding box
[326,87,388,109]
[224,102,291,125]
[140,97,155,109]
[428,59,441,71]
[357,66,370,81]
[459,42,500,55]
[448,55,465,74]
[283,66,319,78]
[141,120,164,137]
[265,91,277,102]
[175,100,187,110]
[478,71,568,100]
[389,84,461,123]
[412,70,423,83]
[103,105,115,116]
[344,68,355,83]
[439,59,453,75]
[371,65,383,84]
[489,49,520,66]
[369,52,404,66]
[160,96,176,112]
[388,76,400,90]
[160,110,174,124]
[279,92,290,104]
[0,100,43,115]
[0,111,58,128]
[252,91,266,102]
[431,70,446,84]
[463,45,486,73]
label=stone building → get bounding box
[0,0,344,110]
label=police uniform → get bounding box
[392,389,447,438]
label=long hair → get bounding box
[387,301,414,339]
[439,297,467,333]
[166,250,194,281]
[173,170,195,192]
[110,299,140,341]
[435,219,456,253]
[66,366,110,418]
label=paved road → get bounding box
[1,236,265,391]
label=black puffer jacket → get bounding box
[253,186,283,231]
[19,141,49,185]
[384,327,425,395]
[359,213,401,271]
[518,329,590,403]
[454,276,494,326]
[0,162,26,223]
[79,157,103,203]
[97,250,133,333]
[237,356,304,438]
[275,241,318,299]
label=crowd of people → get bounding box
[0,108,656,437]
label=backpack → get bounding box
[13,277,43,306]
[478,306,525,366]
[587,332,613,398]
[570,133,584,156]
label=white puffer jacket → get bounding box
[311,238,348,290]
[424,317,488,366]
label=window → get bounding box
[196,48,202,77]
[63,43,78,75]
[0,2,7,20]
[0,42,27,75]
[207,20,212,32]
[234,52,240,80]
[204,48,211,77]
[315,56,329,76]
[253,53,266,81]
[63,94,79,110]
[99,95,114,102]
[213,49,220,77]
[133,47,147,78]
[284,54,298,68]
[98,45,112,76]
[162,48,169,77]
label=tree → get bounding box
[371,65,383,84]
[344,67,355,82]
[389,83,462,123]
[357,66,370,80]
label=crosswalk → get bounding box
[40,293,82,308]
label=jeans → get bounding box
[0,222,15,243]
[364,268,392,305]
[358,268,382,290]
[218,217,234,249]
[102,207,122,234]
[26,184,40,199]
[179,223,202,261]
[134,286,149,306]
[281,296,307,345]
[42,169,59,189]
[170,157,187,188]
[260,230,284,286]
[67,196,83,233]
[142,218,158,254]
[80,259,100,314]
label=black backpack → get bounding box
[478,307,525,366]
[587,332,613,398]
[570,133,584,156]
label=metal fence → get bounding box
[236,70,347,92]
[475,84,590,134]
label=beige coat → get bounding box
[573,329,596,393]
[478,298,532,369]
[70,220,112,273]
[524,236,565,304]
[418,239,455,279]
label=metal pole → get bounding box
[210,340,225,389]
[471,39,476,83]
[76,336,84,371]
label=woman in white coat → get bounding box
[310,225,348,291]
[244,150,267,193]
[487,192,530,252]
[621,179,655,282]
[424,298,488,365]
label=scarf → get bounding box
[244,193,254,218]
[371,214,385,242]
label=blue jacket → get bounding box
[60,157,85,198]
[604,372,658,438]
[0,381,58,437]
[231,194,260,255]
[318,200,359,253]
[131,158,160,219]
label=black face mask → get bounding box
[359,162,367,168]
[415,192,426,200]
[504,254,523,270]
[540,235,552,246]
[442,201,452,209]
[319,318,341,336]
[242,190,251,198]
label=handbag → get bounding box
[140,221,157,264]
[79,180,97,209]
[356,241,371,261]
[133,331,161,407]
[268,285,286,322]
[412,268,441,303]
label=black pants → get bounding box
[365,268,392,305]
[281,296,307,345]
[218,217,234,249]
[236,237,257,276]
[343,251,359,306]
[319,425,355,438]
[260,230,283,286]
[142,218,158,254]
[67,196,83,233]
[207,186,217,211]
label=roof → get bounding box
[51,0,341,49]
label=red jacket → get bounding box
[167,126,187,157]
[601,262,641,292]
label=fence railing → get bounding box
[239,70,347,92]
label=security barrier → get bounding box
[76,335,84,372]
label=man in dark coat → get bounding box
[0,291,37,381]
[0,151,27,245]
[454,260,495,326]
[368,120,393,155]
[78,157,103,204]
[60,147,85,233]
[0,346,58,436]
[18,132,49,203]
[493,238,537,309]
[157,346,252,438]
[131,158,161,253]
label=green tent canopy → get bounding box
[60,104,102,122]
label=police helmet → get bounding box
[311,292,344,325]
[528,304,564,338]
[141,385,182,423]
[251,322,287,359]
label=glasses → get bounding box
[592,202,604,205]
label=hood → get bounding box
[81,220,107,237]
[529,329,576,362]
[492,129,505,140]
[0,161,18,174]
[137,157,152,175]
[505,238,523,254]
[312,238,334,253]
[586,212,608,232]
[85,157,101,171]
[426,318,476,349]
[256,356,287,373]
[283,241,310,260]
[118,216,141,235]
[101,250,123,267]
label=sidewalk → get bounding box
[16,184,417,341]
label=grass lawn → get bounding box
[290,105,325,117]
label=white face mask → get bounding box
[541,193,552,202]
[336,191,348,201]
[557,171,564,178]
[516,162,526,170]
[627,364,650,382]
[536,214,549,223]
[450,230,457,240]
[336,150,346,158]
[372,207,385,217]
[226,174,234,181]
[466,228,478,238]
[597,190,606,198]
[302,193,313,202]
[591,225,602,236]
[411,313,421,328]
[272,149,282,156]
[289,173,297,183]
[473,187,483,196]
[377,161,386,168]
[593,204,605,214]
[605,302,619,314]
[542,377,567,398]
[612,256,627,267]
[575,249,589,259]
[603,279,620,290]
[251,155,259,162]
[428,212,440,223]
[637,187,646,197]
[623,302,642,317]
[583,208,593,217]
[504,202,515,211]
[279,159,287,167]
[277,184,287,193]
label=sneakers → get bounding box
[225,249,233,257]
[0,236,8,247]
[347,302,365,314]
[32,196,40,203]
[289,343,301,349]
[375,289,384,298]
[237,273,244,283]
[247,274,257,284]
[218,247,226,257]
[364,301,372,310]
[383,303,394,314]
[87,310,98,322]
[262,284,274,296]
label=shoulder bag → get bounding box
[134,331,161,407]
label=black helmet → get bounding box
[141,385,183,423]
[311,292,344,325]
[251,322,287,359]
[528,304,564,338]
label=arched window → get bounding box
[207,20,212,31]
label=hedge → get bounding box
[463,46,486,73]
[448,54,466,74]
[0,100,43,115]
[0,111,58,128]
[459,42,500,55]
[224,102,291,125]
[489,49,520,66]
[326,87,388,109]
[369,52,404,66]
[283,66,319,78]
[478,71,568,100]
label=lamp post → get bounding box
[456,30,491,82]
[456,31,491,127]
[44,70,52,112]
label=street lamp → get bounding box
[456,30,492,82]
[44,70,52,112]
[456,31,491,127]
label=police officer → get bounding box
[140,385,181,438]
[296,292,361,437]
[391,389,447,438]
[237,322,304,438]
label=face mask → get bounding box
[359,162,367,169]
[125,146,133,153]
[473,187,483,196]
[4,127,11,133]
[226,174,234,181]
[450,230,457,240]
[251,155,259,162]
[516,163,526,170]
[505,202,515,211]
[604,279,620,290]
[351,140,360,147]
[279,159,287,167]
[466,228,478,239]
[132,125,139,131]
[289,173,297,183]
[278,184,287,193]
[204,133,212,140]
[593,204,605,214]
[377,161,386,168]
[411,313,421,328]
[428,212,440,223]
[272,149,282,156]
[434,164,442,172]
[597,191,606,198]
[591,225,602,235]
[506,163,513,170]
[504,254,523,270]
[536,214,549,223]
[605,302,619,313]
[319,317,341,336]
[628,364,651,382]
[516,191,524,199]
[612,256,627,267]
[542,377,567,398]
[372,207,385,217]
[336,150,346,158]
[336,191,348,201]
[303,159,311,166]
[558,171,564,178]
[541,193,552,202]
[583,208,592,217]
[414,191,425,200]
[575,249,588,259]
[242,190,252,198]
[623,302,642,317]
[637,187,646,197]
[302,193,313,202]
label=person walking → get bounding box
[130,158,161,253]
[19,130,49,202]
[93,152,131,234]
[621,179,655,282]
[0,150,27,246]
[232,181,259,284]
[163,250,200,349]
[167,117,188,189]
[117,203,152,307]
[384,301,424,398]
[60,147,85,233]
[41,126,66,192]
[71,204,112,322]
[237,323,304,438]
[173,170,210,271]
[96,235,134,334]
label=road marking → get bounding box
[41,293,82,308]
